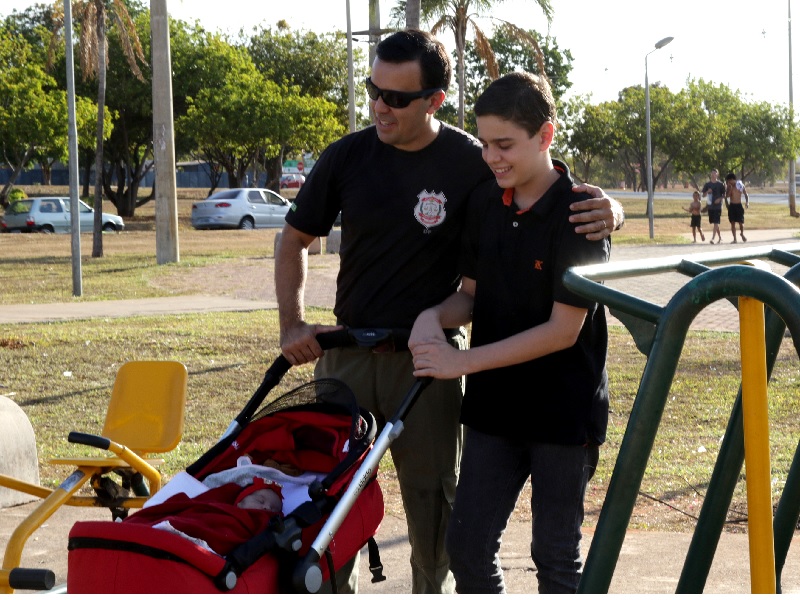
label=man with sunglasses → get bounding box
[275,29,624,594]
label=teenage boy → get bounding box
[275,30,622,594]
[409,71,609,594]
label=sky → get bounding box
[0,0,797,107]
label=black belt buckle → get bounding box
[349,328,395,353]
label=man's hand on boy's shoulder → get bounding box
[569,183,625,241]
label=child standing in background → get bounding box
[683,191,706,242]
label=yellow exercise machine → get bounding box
[0,360,187,593]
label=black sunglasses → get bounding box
[365,77,442,109]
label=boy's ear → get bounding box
[539,121,555,150]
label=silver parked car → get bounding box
[191,188,291,230]
[1,197,125,234]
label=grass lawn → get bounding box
[2,185,800,533]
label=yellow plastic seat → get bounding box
[0,360,188,593]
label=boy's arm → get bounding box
[411,301,587,379]
[409,277,476,350]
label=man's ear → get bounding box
[427,90,447,114]
[539,121,555,150]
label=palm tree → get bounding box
[395,0,553,129]
[406,0,421,28]
[51,0,146,257]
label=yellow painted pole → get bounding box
[739,296,776,594]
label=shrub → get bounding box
[8,188,27,201]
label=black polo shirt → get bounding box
[459,162,610,445]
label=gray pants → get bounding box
[316,338,465,594]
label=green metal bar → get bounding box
[676,264,800,593]
[573,265,800,593]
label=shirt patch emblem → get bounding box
[534,260,544,270]
[414,190,447,230]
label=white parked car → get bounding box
[191,188,291,230]
[1,197,125,233]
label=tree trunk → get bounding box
[456,29,466,130]
[406,0,420,28]
[92,3,106,258]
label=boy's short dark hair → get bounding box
[725,172,736,182]
[375,29,451,91]
[474,71,556,137]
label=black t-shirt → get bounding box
[286,123,492,329]
[459,162,610,444]
[701,180,726,211]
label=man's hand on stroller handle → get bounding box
[280,322,343,366]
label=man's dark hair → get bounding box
[725,172,737,182]
[474,71,556,137]
[375,29,451,91]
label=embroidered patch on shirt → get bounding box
[414,190,447,230]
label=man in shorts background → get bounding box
[725,171,749,243]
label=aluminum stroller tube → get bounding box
[297,378,432,590]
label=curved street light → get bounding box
[645,36,674,239]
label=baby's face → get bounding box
[238,489,283,512]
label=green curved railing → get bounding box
[562,242,800,593]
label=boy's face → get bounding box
[477,115,549,190]
[369,58,443,152]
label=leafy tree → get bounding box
[0,27,86,205]
[451,27,572,134]
[178,48,344,193]
[555,95,615,184]
[400,0,553,129]
[246,24,366,132]
[50,0,147,257]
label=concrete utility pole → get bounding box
[64,0,82,296]
[346,0,356,132]
[789,0,798,217]
[151,0,180,263]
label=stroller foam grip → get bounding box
[8,568,55,591]
[68,432,110,450]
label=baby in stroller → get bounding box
[125,455,326,556]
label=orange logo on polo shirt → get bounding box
[414,190,447,231]
[534,260,544,270]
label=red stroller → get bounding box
[66,328,429,593]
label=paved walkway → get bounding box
[3,228,800,332]
[3,228,800,594]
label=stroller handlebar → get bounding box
[235,328,412,431]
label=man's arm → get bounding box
[274,223,340,365]
[569,183,625,242]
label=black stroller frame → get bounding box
[189,327,430,593]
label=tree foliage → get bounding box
[178,44,344,192]
[409,0,552,129]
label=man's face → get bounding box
[710,170,719,181]
[369,58,441,152]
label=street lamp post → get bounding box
[645,36,674,239]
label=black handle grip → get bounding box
[67,432,110,450]
[9,568,55,591]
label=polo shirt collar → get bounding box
[499,161,571,216]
